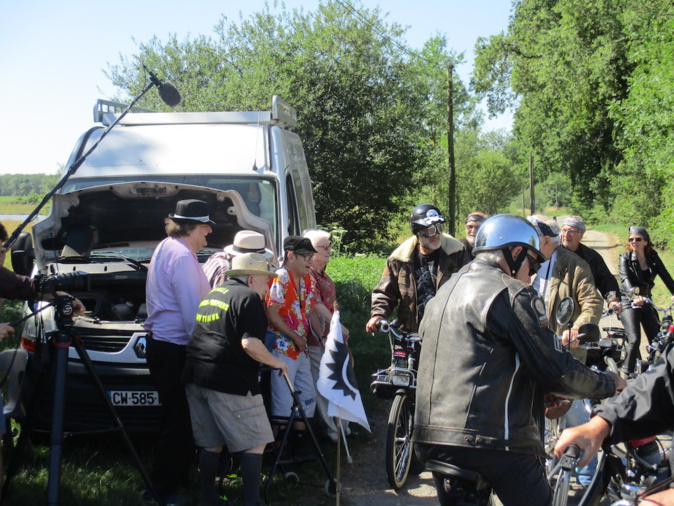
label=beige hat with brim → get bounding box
[224,230,274,259]
[225,253,277,278]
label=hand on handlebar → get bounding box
[554,416,612,468]
[366,316,383,334]
[607,370,628,392]
[561,329,580,348]
[607,300,622,315]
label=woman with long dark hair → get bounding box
[619,226,674,374]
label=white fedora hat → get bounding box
[225,253,277,278]
[224,230,274,259]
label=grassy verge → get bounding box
[0,196,51,216]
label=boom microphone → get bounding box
[143,65,182,107]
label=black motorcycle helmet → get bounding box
[409,203,445,234]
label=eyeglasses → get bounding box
[315,243,331,250]
[419,223,443,238]
[628,237,643,243]
[526,253,542,276]
[562,228,579,235]
[466,225,480,231]
[298,253,315,261]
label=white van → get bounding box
[12,96,316,432]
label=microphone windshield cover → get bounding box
[158,82,182,107]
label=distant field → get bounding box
[0,196,50,215]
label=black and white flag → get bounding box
[317,310,370,431]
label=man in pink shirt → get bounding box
[144,199,214,504]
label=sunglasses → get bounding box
[628,237,643,243]
[419,223,443,238]
[526,253,542,276]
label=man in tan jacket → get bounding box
[527,215,603,343]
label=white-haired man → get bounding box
[527,215,603,344]
[303,228,350,442]
[560,215,622,315]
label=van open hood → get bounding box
[29,182,276,271]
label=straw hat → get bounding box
[225,253,277,278]
[224,230,274,259]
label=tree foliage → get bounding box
[472,0,674,244]
[105,1,490,248]
[0,174,60,197]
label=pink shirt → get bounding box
[144,237,211,345]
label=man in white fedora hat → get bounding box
[184,253,288,506]
[203,230,275,288]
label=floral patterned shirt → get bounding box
[266,266,315,359]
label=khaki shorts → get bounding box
[185,384,273,453]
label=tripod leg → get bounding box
[47,329,70,505]
[71,337,164,506]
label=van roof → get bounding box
[70,123,269,178]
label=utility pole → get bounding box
[529,155,535,216]
[447,63,456,235]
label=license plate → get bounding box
[108,390,161,406]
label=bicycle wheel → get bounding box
[385,392,415,489]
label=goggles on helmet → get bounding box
[418,223,443,238]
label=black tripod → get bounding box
[2,295,163,505]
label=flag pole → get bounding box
[336,416,341,505]
[340,418,353,464]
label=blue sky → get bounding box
[0,0,513,175]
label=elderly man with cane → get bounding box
[184,253,288,506]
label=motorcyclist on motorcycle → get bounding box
[366,203,464,333]
[414,213,625,506]
[555,343,674,506]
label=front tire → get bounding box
[385,392,415,490]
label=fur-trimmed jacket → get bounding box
[370,234,464,332]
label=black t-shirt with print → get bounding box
[183,278,267,396]
[414,248,440,322]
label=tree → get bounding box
[472,0,630,211]
[106,1,443,249]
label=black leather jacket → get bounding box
[596,343,674,444]
[618,250,674,302]
[569,243,620,304]
[414,257,616,455]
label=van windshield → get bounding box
[60,175,278,241]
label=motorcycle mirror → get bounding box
[577,323,600,343]
[556,297,576,327]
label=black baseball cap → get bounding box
[283,235,318,255]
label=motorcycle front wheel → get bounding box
[385,392,415,489]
